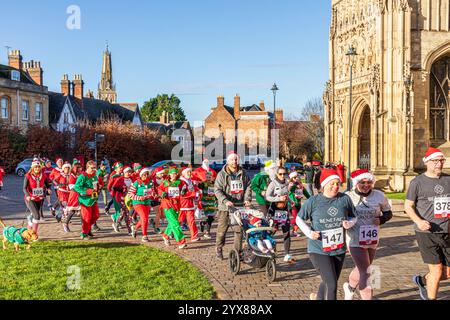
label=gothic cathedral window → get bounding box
[430,56,450,141]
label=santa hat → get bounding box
[139,168,151,177]
[320,168,341,188]
[227,151,240,163]
[62,162,71,170]
[181,166,192,175]
[133,163,142,171]
[123,166,132,173]
[31,160,41,168]
[56,158,63,163]
[351,169,375,185]
[155,167,165,175]
[289,171,298,179]
[264,160,277,172]
[423,147,444,163]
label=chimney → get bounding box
[217,95,225,108]
[24,60,43,86]
[275,108,284,125]
[85,89,94,99]
[72,74,84,100]
[259,100,265,111]
[61,74,71,96]
[160,111,167,124]
[8,50,23,70]
[234,94,241,119]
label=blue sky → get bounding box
[1,0,331,122]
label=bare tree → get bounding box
[299,97,325,160]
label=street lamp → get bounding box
[271,83,279,129]
[346,45,357,191]
[94,133,105,165]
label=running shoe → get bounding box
[141,236,149,243]
[216,249,223,260]
[131,225,137,238]
[413,275,428,300]
[191,237,200,243]
[162,235,170,246]
[178,243,187,249]
[63,223,70,233]
[343,282,356,300]
[283,254,296,263]
[92,223,101,231]
[80,233,89,240]
[203,233,211,240]
[27,215,33,227]
[87,231,94,239]
[181,224,189,231]
[112,222,119,233]
[104,207,110,216]
[154,227,162,234]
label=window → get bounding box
[1,96,9,119]
[22,100,29,121]
[35,102,42,121]
[430,56,450,140]
[64,112,69,124]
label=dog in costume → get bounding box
[1,218,38,251]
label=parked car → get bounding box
[15,158,56,177]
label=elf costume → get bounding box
[179,167,199,241]
[111,167,133,234]
[157,168,186,245]
[73,171,101,238]
[197,180,217,236]
[107,162,124,222]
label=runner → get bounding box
[111,166,133,234]
[343,169,393,300]
[197,170,217,239]
[131,163,142,182]
[405,147,450,300]
[97,160,110,207]
[214,152,252,260]
[179,166,200,242]
[151,167,166,233]
[128,167,156,242]
[266,166,295,263]
[23,160,52,237]
[251,161,277,215]
[49,158,64,217]
[73,160,101,239]
[107,162,124,223]
[304,162,315,196]
[288,171,310,237]
[43,159,55,214]
[296,168,356,300]
[55,162,72,228]
[158,167,187,249]
[63,161,83,232]
[0,164,5,191]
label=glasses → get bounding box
[431,159,446,164]
[277,172,287,176]
[358,181,374,185]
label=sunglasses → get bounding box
[277,172,287,176]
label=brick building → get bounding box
[204,95,283,156]
[0,50,49,130]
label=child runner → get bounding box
[197,171,217,239]
[55,162,71,226]
[288,171,310,237]
[63,161,83,232]
[179,167,200,242]
[112,166,133,235]
[107,162,124,224]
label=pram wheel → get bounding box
[265,258,276,283]
[229,249,240,275]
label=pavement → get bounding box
[1,174,449,300]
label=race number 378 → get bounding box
[321,228,344,252]
[434,196,450,218]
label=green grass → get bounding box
[0,241,215,300]
[385,192,406,200]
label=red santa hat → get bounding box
[56,158,63,164]
[320,168,341,188]
[181,166,192,175]
[123,166,132,173]
[155,167,165,175]
[423,147,444,163]
[62,162,71,170]
[139,167,151,177]
[351,169,375,185]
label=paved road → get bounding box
[1,175,449,300]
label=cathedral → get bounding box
[324,0,450,191]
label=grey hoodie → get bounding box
[265,177,289,203]
[214,165,252,211]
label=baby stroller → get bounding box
[228,207,277,283]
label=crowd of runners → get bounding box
[0,146,449,300]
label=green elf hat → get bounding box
[113,162,123,170]
[72,159,80,166]
[168,166,178,174]
[132,163,142,172]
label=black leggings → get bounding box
[205,215,214,233]
[27,200,44,221]
[309,253,346,300]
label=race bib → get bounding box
[273,210,288,223]
[321,227,344,252]
[359,225,379,245]
[168,187,180,198]
[434,196,450,218]
[143,189,152,197]
[207,187,215,196]
[32,188,44,197]
[230,180,244,194]
[294,189,303,198]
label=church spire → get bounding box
[97,43,117,103]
